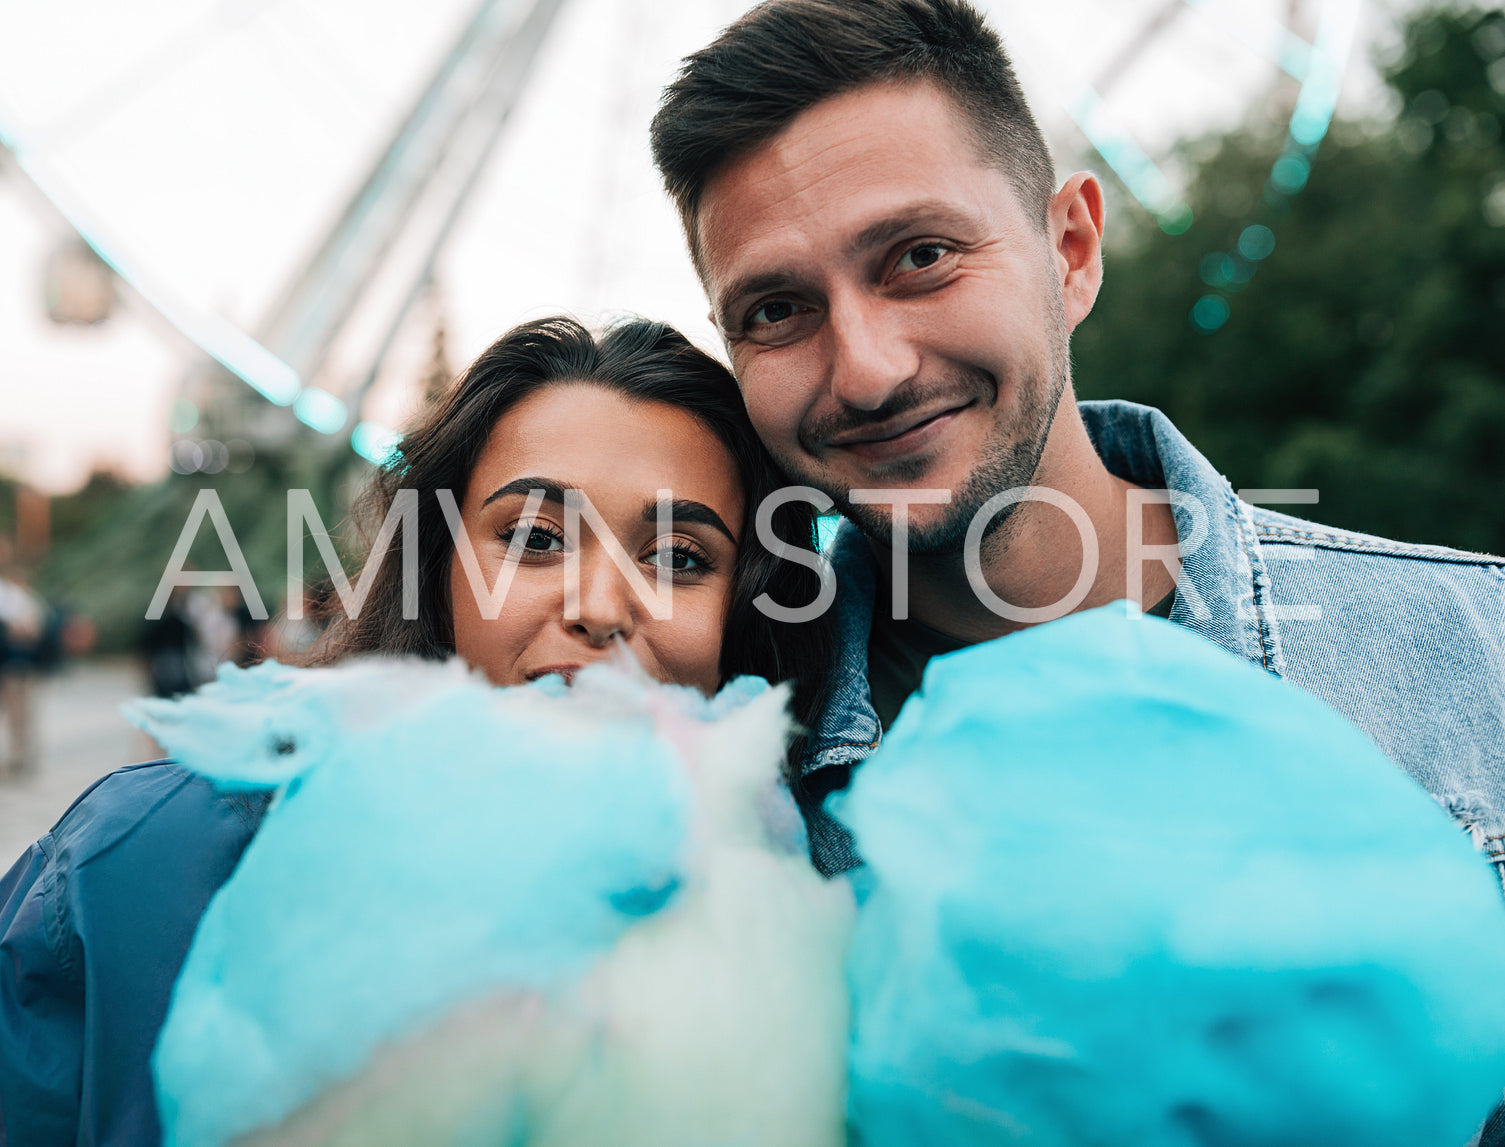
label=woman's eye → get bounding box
[894,243,946,273]
[500,525,565,553]
[646,545,709,573]
[525,528,563,552]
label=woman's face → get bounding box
[449,383,745,694]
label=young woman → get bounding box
[315,315,828,724]
[0,316,832,1145]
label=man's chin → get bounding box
[839,497,973,557]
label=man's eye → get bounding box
[737,297,820,346]
[894,243,946,273]
[748,299,799,327]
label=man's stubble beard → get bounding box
[818,303,1071,557]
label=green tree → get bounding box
[30,437,363,654]
[1074,6,1505,555]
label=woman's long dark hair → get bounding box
[314,315,833,772]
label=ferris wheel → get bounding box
[1006,0,1361,232]
[0,0,1363,471]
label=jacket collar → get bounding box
[802,399,1283,777]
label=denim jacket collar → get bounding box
[802,399,1285,779]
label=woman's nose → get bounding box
[564,555,638,647]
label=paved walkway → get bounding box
[0,658,156,866]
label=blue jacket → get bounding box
[0,763,264,1146]
[801,400,1505,877]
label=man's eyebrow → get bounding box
[845,201,986,258]
[482,477,574,507]
[642,497,737,543]
[714,201,987,321]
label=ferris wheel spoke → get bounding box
[1181,0,1315,82]
[27,0,290,153]
[1070,88,1194,234]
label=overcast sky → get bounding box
[0,0,1415,492]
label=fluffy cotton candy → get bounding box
[126,656,852,1147]
[836,603,1505,1147]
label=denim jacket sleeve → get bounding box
[0,763,264,1147]
[0,840,83,1146]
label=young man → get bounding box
[650,0,1505,876]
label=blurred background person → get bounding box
[185,584,261,679]
[259,582,333,665]
[139,583,198,700]
[0,544,54,779]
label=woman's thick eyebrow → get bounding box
[643,498,736,543]
[482,477,573,507]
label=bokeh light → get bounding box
[169,439,204,475]
[168,398,199,434]
[1270,154,1311,194]
[198,440,228,475]
[351,421,402,466]
[1191,295,1231,333]
[292,387,349,435]
[1237,224,1276,262]
[225,439,256,475]
[1199,253,1235,288]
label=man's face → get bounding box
[697,80,1073,553]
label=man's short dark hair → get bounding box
[650,0,1056,262]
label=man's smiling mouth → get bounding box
[825,400,975,461]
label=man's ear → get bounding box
[1049,172,1106,332]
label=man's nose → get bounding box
[565,553,638,647]
[826,291,920,411]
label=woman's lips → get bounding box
[830,403,970,464]
[524,664,585,684]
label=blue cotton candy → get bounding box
[128,660,686,1146]
[836,603,1505,1147]
[126,656,852,1147]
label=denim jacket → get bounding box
[0,762,265,1146]
[801,400,1505,878]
